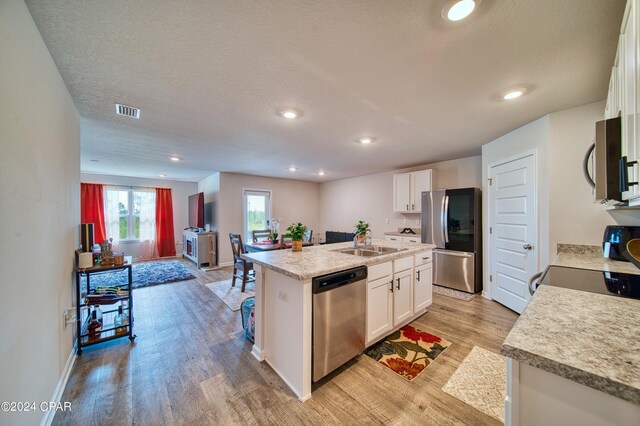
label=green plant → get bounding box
[284,222,308,241]
[354,220,370,236]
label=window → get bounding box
[105,187,155,241]
[242,189,272,242]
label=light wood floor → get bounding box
[54,258,518,425]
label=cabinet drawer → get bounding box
[394,256,413,273]
[385,235,401,242]
[368,261,392,282]
[414,251,432,266]
[403,236,421,243]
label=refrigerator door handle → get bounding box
[443,195,450,243]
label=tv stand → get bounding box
[183,230,217,268]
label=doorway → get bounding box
[243,189,272,243]
[488,151,538,314]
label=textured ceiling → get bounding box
[25,0,625,182]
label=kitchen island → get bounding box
[502,247,640,425]
[242,239,435,401]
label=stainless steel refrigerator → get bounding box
[421,188,482,293]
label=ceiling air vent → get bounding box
[115,103,141,119]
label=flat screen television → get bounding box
[188,192,204,229]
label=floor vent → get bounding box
[115,103,141,119]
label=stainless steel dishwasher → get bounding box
[312,266,367,382]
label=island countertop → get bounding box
[501,252,640,404]
[242,239,435,281]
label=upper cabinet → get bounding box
[607,0,640,202]
[393,169,437,213]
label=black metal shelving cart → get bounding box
[75,256,136,354]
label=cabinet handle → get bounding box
[396,278,400,290]
[417,270,421,282]
[412,204,414,210]
[389,280,394,293]
[422,257,430,260]
[406,204,409,211]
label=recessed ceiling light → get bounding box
[169,156,181,162]
[503,89,525,100]
[317,171,326,176]
[357,137,375,144]
[279,109,301,119]
[288,166,298,172]
[159,174,167,177]
[442,0,479,22]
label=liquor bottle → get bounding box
[114,304,128,334]
[88,310,103,341]
[94,305,103,324]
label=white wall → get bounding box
[214,173,321,265]
[548,101,640,258]
[319,156,482,239]
[0,1,80,424]
[81,173,198,259]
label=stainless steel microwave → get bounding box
[593,116,621,201]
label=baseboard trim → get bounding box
[40,343,77,426]
[264,358,311,402]
[218,261,233,268]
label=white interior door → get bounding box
[243,189,272,242]
[489,153,537,314]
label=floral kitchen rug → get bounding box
[364,325,452,381]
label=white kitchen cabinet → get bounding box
[413,263,432,312]
[393,169,436,213]
[505,358,640,426]
[366,275,394,344]
[366,262,394,345]
[392,268,413,326]
[393,173,411,212]
[622,0,639,200]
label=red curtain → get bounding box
[155,188,176,257]
[80,183,107,244]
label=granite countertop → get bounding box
[502,285,640,404]
[554,252,640,275]
[242,239,434,281]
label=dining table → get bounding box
[244,241,283,252]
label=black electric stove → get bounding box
[539,265,640,300]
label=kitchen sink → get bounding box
[332,246,407,257]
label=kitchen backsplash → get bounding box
[556,243,602,256]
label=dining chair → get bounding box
[228,233,255,292]
[252,229,271,242]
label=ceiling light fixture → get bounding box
[357,137,375,144]
[288,166,298,172]
[279,109,301,119]
[317,171,326,176]
[159,174,167,177]
[503,89,525,100]
[169,156,181,162]
[442,0,479,22]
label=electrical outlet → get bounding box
[278,291,287,302]
[416,219,420,225]
[385,218,389,224]
[403,218,407,225]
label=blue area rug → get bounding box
[82,260,196,289]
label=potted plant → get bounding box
[268,219,280,244]
[284,222,308,252]
[354,220,370,243]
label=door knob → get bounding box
[523,244,533,250]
